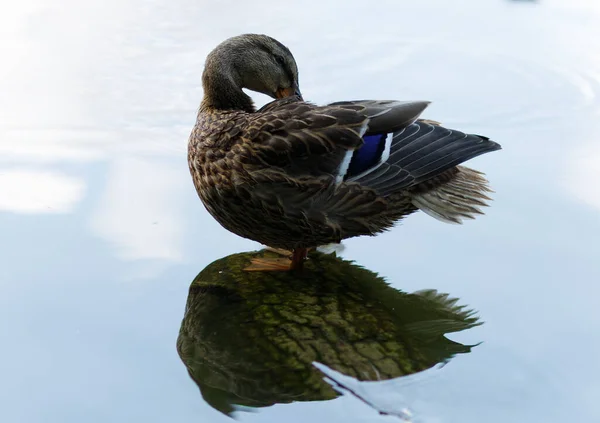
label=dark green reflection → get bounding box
[177,250,482,416]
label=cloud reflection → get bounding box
[0,169,84,214]
[89,157,186,262]
[1,0,191,264]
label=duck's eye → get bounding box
[275,55,285,66]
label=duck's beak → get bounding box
[275,84,303,100]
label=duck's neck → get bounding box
[200,66,255,114]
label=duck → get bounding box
[188,34,501,271]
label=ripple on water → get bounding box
[385,43,600,131]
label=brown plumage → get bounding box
[188,34,501,270]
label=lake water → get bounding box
[2,0,600,422]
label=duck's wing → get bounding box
[345,121,501,191]
[249,98,430,181]
[248,98,500,231]
[252,97,501,223]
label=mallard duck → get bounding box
[188,34,501,271]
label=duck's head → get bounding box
[201,34,302,112]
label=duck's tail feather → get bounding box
[410,166,494,224]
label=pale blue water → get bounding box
[2,0,600,422]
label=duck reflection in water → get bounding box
[177,250,482,418]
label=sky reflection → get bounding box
[1,0,600,422]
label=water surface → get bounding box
[2,0,600,422]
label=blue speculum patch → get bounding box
[346,133,388,178]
